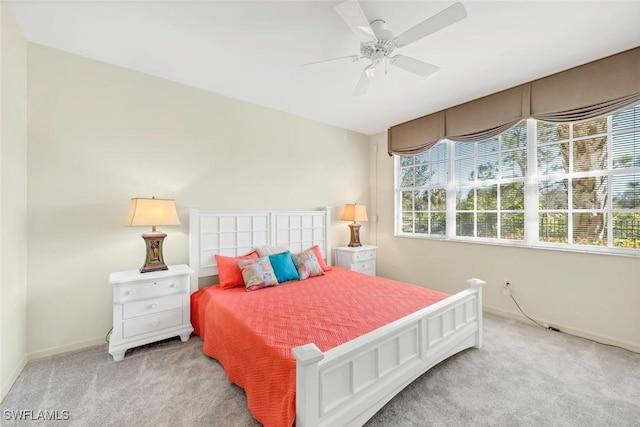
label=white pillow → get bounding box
[255,245,289,257]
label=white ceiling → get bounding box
[6,1,640,135]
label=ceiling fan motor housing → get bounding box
[360,19,396,63]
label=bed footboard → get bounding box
[292,278,485,427]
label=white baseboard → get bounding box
[1,337,106,403]
[27,336,106,361]
[1,354,27,403]
[484,305,640,354]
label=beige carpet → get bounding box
[2,314,639,426]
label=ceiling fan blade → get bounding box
[300,55,361,68]
[394,2,467,48]
[335,0,376,43]
[390,55,440,77]
[353,67,371,96]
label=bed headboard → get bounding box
[188,206,332,293]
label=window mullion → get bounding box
[446,141,456,237]
[524,119,538,245]
[567,124,574,245]
[394,155,402,236]
[411,166,416,234]
[607,115,613,247]
[473,144,477,238]
[496,136,502,239]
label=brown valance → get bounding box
[388,46,640,155]
[446,84,530,142]
[387,112,444,155]
[531,48,640,122]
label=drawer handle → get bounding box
[126,289,136,295]
[151,303,159,309]
[151,320,159,327]
[170,283,176,288]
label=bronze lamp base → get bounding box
[140,229,169,273]
[347,222,362,247]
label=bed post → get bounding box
[292,343,324,427]
[188,205,200,294]
[466,278,486,349]
[323,206,332,266]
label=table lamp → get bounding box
[125,197,180,273]
[341,203,368,247]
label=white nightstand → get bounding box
[108,264,194,361]
[335,245,377,276]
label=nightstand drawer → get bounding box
[350,260,375,272]
[122,294,182,320]
[352,250,376,262]
[122,309,182,339]
[114,277,187,304]
[335,246,377,276]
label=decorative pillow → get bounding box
[215,251,259,289]
[255,245,289,257]
[238,256,279,292]
[269,251,300,283]
[291,249,324,280]
[310,245,331,272]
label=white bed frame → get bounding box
[188,206,485,427]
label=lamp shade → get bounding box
[341,204,368,222]
[125,197,180,227]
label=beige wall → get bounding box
[370,132,640,352]
[26,44,370,357]
[0,3,28,401]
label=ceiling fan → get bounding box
[303,0,467,96]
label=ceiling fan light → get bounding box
[370,20,396,43]
[365,65,377,78]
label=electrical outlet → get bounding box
[502,282,511,295]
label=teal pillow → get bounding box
[268,251,300,283]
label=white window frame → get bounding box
[394,105,640,257]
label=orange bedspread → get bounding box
[192,267,448,427]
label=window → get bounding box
[400,143,447,235]
[395,103,640,254]
[454,122,527,240]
